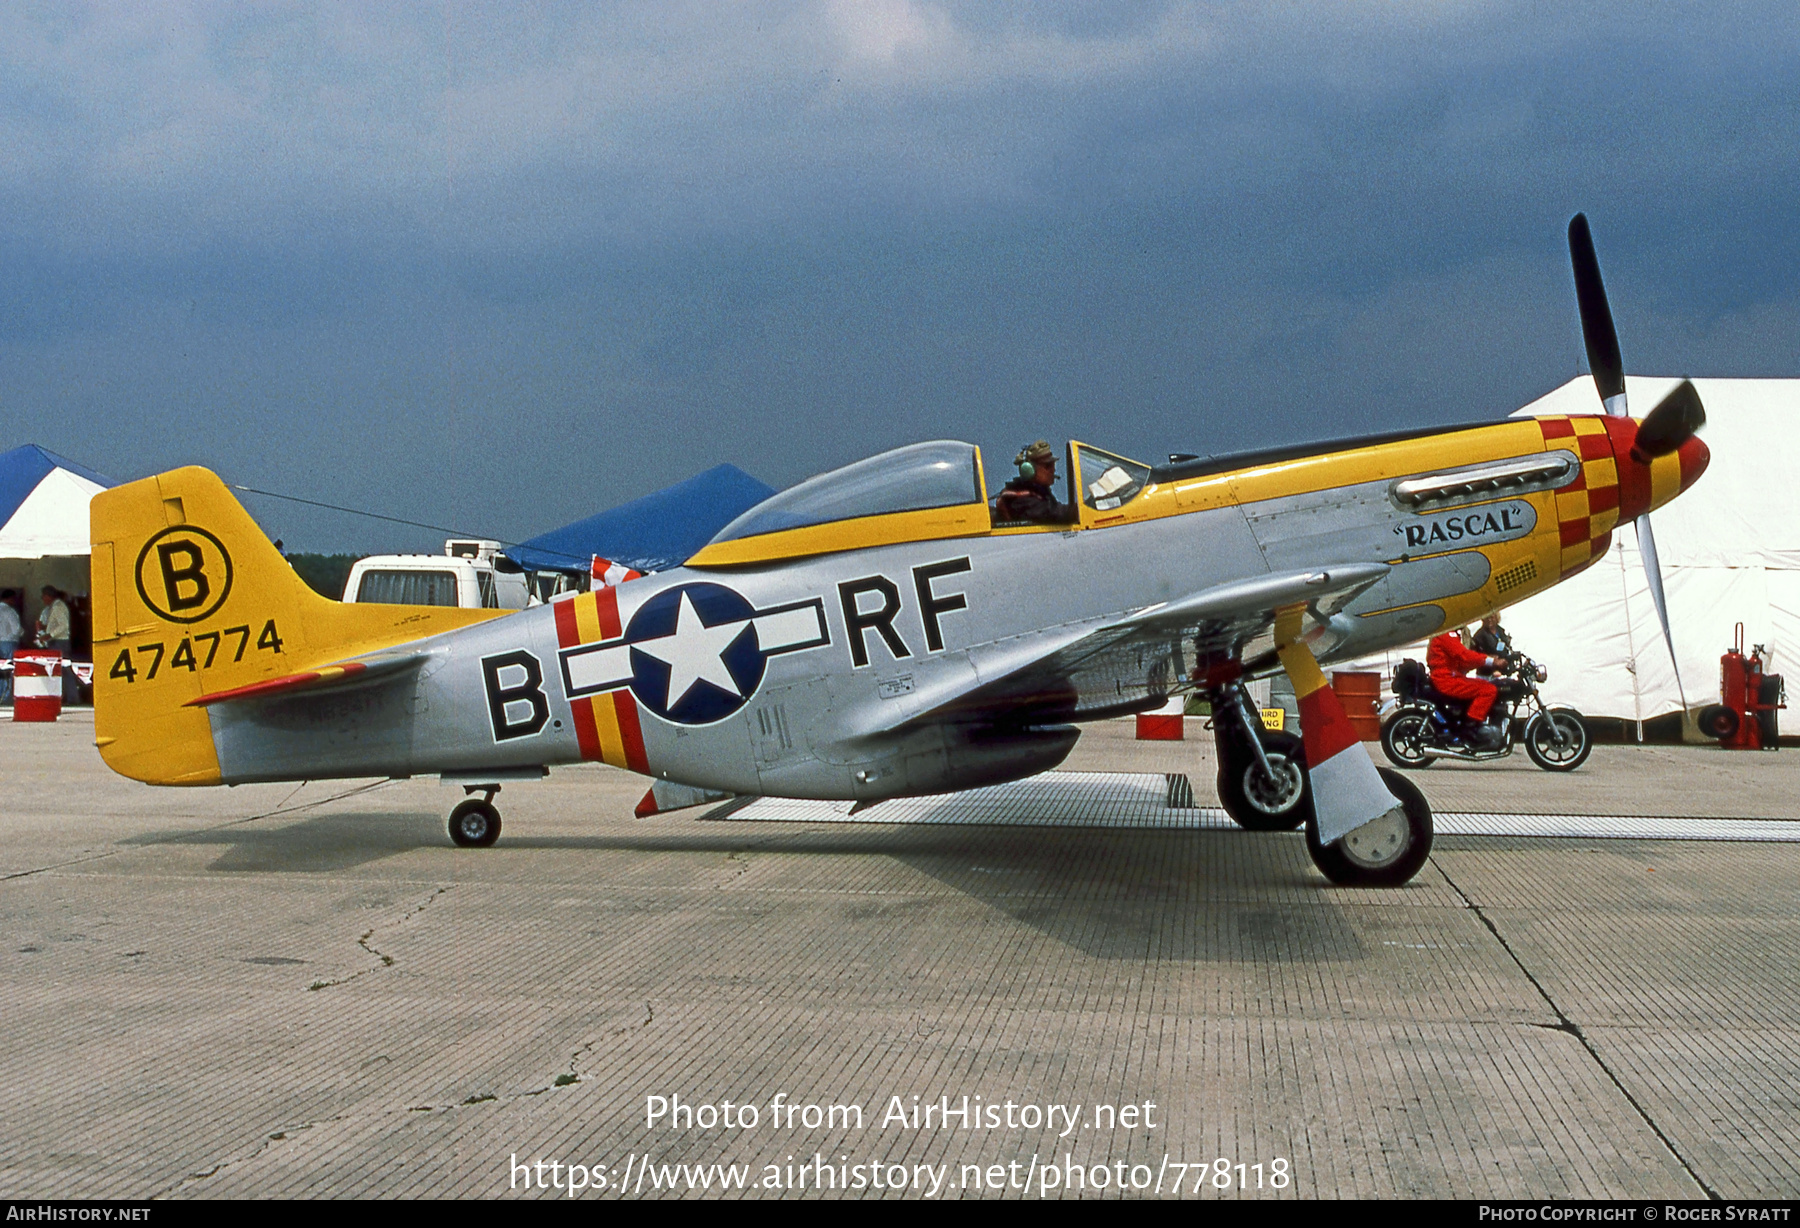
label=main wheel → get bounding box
[1305,767,1433,887]
[1216,730,1312,832]
[448,799,502,848]
[1380,709,1437,769]
[1522,707,1591,771]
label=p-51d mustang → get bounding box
[90,217,1708,887]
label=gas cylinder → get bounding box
[1719,625,1757,748]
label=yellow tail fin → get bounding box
[91,467,502,785]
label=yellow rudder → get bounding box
[90,467,504,785]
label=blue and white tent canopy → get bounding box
[0,445,114,558]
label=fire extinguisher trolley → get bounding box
[1698,623,1785,749]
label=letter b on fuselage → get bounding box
[483,650,549,741]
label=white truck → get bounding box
[341,540,533,611]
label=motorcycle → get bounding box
[1379,653,1591,772]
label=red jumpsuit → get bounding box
[1427,632,1499,722]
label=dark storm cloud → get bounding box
[0,2,1794,549]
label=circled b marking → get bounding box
[134,526,234,624]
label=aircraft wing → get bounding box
[855,564,1389,735]
[185,650,431,708]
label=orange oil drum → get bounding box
[1332,671,1382,741]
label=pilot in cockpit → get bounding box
[994,440,1064,523]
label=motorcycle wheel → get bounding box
[1380,709,1437,769]
[1523,707,1591,771]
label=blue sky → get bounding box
[2,2,1795,550]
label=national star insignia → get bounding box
[630,591,749,710]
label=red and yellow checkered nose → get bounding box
[1534,415,1710,577]
[1534,415,1622,576]
[1673,434,1710,496]
[1601,414,1709,522]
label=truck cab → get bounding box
[342,540,533,611]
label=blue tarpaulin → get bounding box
[502,464,776,575]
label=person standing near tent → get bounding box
[0,589,20,705]
[1472,612,1512,658]
[38,586,74,703]
[1472,612,1513,677]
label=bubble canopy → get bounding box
[709,441,985,544]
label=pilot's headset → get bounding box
[1015,440,1054,479]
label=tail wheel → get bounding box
[449,799,502,848]
[1305,767,1433,887]
[1216,729,1312,832]
[1380,710,1437,769]
[1523,707,1591,771]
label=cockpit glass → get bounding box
[710,440,984,543]
[1076,445,1151,511]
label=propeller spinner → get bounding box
[1566,213,1704,705]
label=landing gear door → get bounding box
[1071,442,1152,528]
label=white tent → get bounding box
[0,444,113,642]
[1498,376,1799,722]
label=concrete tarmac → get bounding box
[2,714,1798,1199]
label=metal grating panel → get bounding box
[712,772,1235,829]
[1432,812,1800,842]
[710,772,1800,843]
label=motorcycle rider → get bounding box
[1427,624,1507,748]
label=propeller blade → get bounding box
[1635,512,1686,708]
[1632,378,1707,460]
[1571,215,1688,707]
[1569,213,1628,416]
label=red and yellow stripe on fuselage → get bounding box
[551,588,651,774]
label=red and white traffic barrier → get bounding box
[3,656,93,721]
[10,649,63,722]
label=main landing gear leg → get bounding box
[449,785,502,848]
